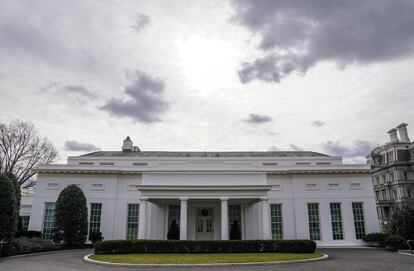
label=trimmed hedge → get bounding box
[94,240,316,254]
[1,237,61,257]
[362,233,389,246]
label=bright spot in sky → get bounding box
[177,36,238,89]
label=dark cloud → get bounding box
[64,140,100,152]
[100,70,168,123]
[321,140,374,161]
[244,113,273,124]
[312,120,325,127]
[232,0,414,83]
[131,13,150,32]
[60,85,96,98]
[40,82,96,104]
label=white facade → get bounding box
[25,140,379,246]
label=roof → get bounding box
[80,151,329,158]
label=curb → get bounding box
[397,252,414,257]
[2,248,93,260]
[83,253,329,268]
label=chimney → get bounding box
[397,123,410,143]
[122,136,133,151]
[387,128,399,142]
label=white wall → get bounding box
[28,173,142,241]
[28,169,379,246]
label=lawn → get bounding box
[89,252,324,264]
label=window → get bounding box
[89,203,102,233]
[374,176,380,186]
[127,204,139,240]
[133,162,148,166]
[352,202,366,240]
[46,182,60,190]
[168,205,180,227]
[270,204,283,240]
[229,205,241,239]
[330,203,344,240]
[307,203,321,241]
[349,182,362,190]
[316,162,331,165]
[79,162,93,165]
[386,151,393,163]
[305,183,319,190]
[328,183,340,190]
[262,162,278,166]
[99,162,114,166]
[382,189,387,200]
[42,202,55,239]
[20,215,30,232]
[296,162,311,165]
[375,191,380,201]
[91,183,104,191]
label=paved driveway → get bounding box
[1,248,414,271]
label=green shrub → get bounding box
[362,233,389,246]
[1,237,60,256]
[94,240,316,254]
[384,235,408,251]
[167,220,179,240]
[89,232,103,245]
[0,174,17,241]
[16,231,42,238]
[54,184,88,247]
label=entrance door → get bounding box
[196,208,214,240]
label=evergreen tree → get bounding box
[0,174,17,241]
[230,219,241,240]
[53,184,88,247]
[6,173,21,236]
[167,219,180,240]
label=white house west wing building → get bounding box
[25,137,379,246]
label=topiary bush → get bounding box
[384,235,408,251]
[362,233,389,246]
[89,232,103,245]
[94,240,316,254]
[0,174,17,241]
[53,184,88,248]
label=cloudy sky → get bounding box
[1,0,414,164]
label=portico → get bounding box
[136,185,272,240]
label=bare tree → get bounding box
[0,120,57,186]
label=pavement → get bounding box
[1,248,414,271]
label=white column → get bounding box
[261,197,271,240]
[179,197,188,240]
[221,197,229,240]
[138,198,147,239]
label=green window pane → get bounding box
[89,203,102,233]
[352,202,366,240]
[330,203,344,240]
[270,204,283,240]
[42,202,55,240]
[20,216,30,232]
[127,204,139,240]
[308,203,321,240]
